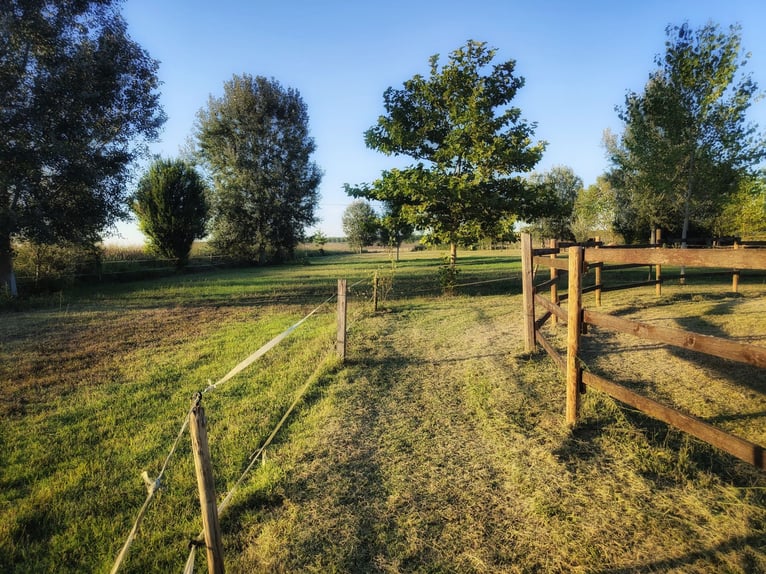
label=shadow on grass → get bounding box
[594,533,766,574]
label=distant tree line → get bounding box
[2,5,764,298]
[340,199,415,258]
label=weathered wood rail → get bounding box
[520,232,766,470]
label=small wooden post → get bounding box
[655,228,662,296]
[594,236,602,307]
[566,246,584,426]
[521,233,535,352]
[190,394,225,574]
[373,271,379,313]
[549,239,559,324]
[337,279,347,361]
[732,240,740,293]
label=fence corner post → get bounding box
[337,279,347,362]
[189,394,225,574]
[521,233,535,353]
[566,246,584,426]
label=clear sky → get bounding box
[110,0,766,243]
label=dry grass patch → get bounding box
[231,289,766,573]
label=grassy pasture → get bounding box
[1,248,765,573]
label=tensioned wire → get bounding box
[110,276,370,574]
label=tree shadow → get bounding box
[593,533,766,574]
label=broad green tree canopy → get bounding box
[0,0,165,294]
[354,40,546,265]
[342,200,379,253]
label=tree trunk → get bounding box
[0,231,17,297]
[680,153,695,284]
[449,242,457,267]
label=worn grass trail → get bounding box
[231,291,766,573]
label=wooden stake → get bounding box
[732,240,740,293]
[337,279,347,361]
[594,236,602,307]
[190,395,225,574]
[549,239,559,324]
[654,228,662,296]
[373,271,378,313]
[566,246,584,426]
[521,233,535,353]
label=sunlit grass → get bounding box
[1,248,765,573]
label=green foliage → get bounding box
[13,241,102,289]
[131,158,209,267]
[570,175,618,242]
[195,74,322,263]
[527,165,583,241]
[607,22,765,243]
[342,200,379,253]
[354,40,546,265]
[715,172,766,238]
[0,0,165,295]
[312,231,328,247]
[438,259,461,294]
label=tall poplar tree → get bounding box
[195,74,322,263]
[607,22,765,244]
[0,0,165,295]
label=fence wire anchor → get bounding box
[141,471,160,494]
[188,535,205,549]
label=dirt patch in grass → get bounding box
[0,305,260,417]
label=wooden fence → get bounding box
[520,232,766,470]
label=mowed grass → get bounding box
[1,248,766,573]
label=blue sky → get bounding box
[111,0,766,243]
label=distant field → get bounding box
[1,249,765,573]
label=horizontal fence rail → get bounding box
[520,232,766,470]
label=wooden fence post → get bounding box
[732,240,740,293]
[654,228,663,296]
[337,279,347,361]
[521,233,535,353]
[594,236,602,307]
[373,271,378,313]
[189,394,225,574]
[549,239,559,323]
[566,246,584,426]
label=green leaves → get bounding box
[357,40,545,260]
[610,22,765,242]
[195,74,322,263]
[0,0,165,294]
[131,158,209,267]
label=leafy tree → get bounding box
[0,0,165,295]
[354,40,546,267]
[377,199,414,261]
[527,166,583,241]
[342,200,379,253]
[714,173,766,238]
[312,230,328,249]
[570,175,617,242]
[131,158,209,267]
[606,22,765,245]
[195,74,322,263]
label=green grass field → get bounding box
[1,248,765,573]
